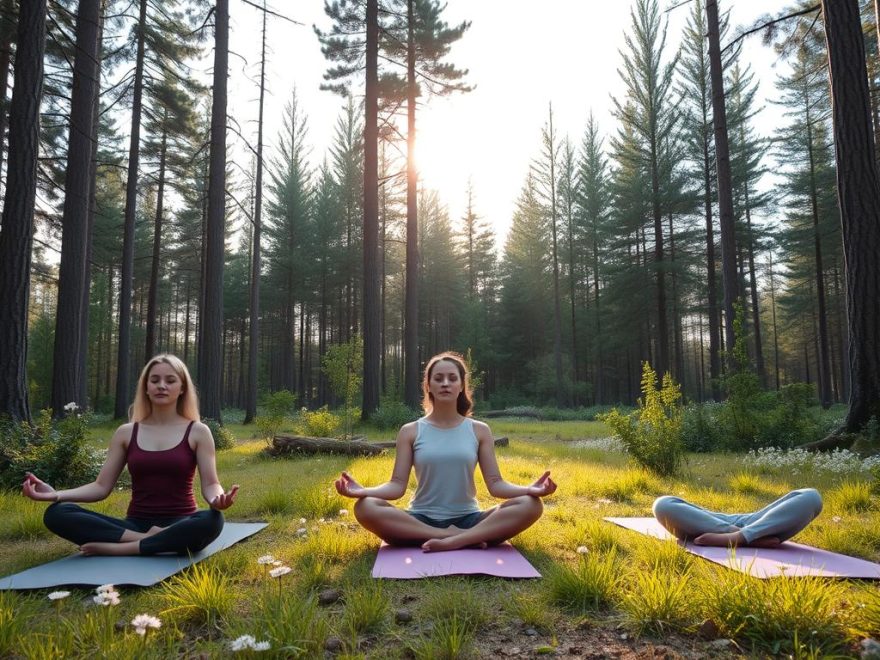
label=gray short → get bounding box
[407,510,485,529]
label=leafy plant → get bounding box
[161,561,234,626]
[599,362,684,476]
[254,389,297,445]
[321,336,363,439]
[371,398,419,431]
[296,406,341,438]
[202,417,235,451]
[546,550,619,614]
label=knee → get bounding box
[795,488,823,516]
[652,496,679,520]
[353,497,383,524]
[516,495,543,522]
[43,502,78,532]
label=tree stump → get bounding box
[268,435,385,457]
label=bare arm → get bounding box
[22,424,131,503]
[193,422,239,510]
[334,422,416,500]
[475,420,558,499]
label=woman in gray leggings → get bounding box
[652,488,823,547]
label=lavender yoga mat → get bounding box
[605,517,880,579]
[371,542,541,579]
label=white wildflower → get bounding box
[299,517,307,524]
[576,546,589,555]
[47,591,70,601]
[318,518,326,523]
[338,509,349,516]
[131,614,161,635]
[269,565,291,578]
[295,527,307,536]
[832,516,842,523]
[63,401,78,413]
[230,635,256,652]
[94,590,120,606]
[256,554,275,565]
[252,641,271,651]
[96,583,115,594]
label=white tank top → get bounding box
[407,417,481,518]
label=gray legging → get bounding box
[652,488,823,544]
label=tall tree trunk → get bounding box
[807,0,880,447]
[114,0,147,418]
[0,18,12,183]
[0,0,46,422]
[805,116,833,408]
[706,0,738,370]
[199,0,229,422]
[144,120,168,359]
[245,0,267,424]
[404,0,420,410]
[548,104,565,406]
[361,0,380,420]
[51,0,101,414]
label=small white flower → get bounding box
[131,614,161,635]
[269,565,291,578]
[338,509,349,516]
[271,560,282,566]
[96,583,115,594]
[832,516,842,523]
[230,635,256,652]
[93,591,120,606]
[256,554,275,565]
[47,591,70,601]
[63,401,78,412]
[252,641,271,651]
[299,517,307,524]
[295,527,307,536]
[576,546,589,555]
[318,518,326,523]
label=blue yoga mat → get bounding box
[0,521,267,590]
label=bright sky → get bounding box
[227,0,795,248]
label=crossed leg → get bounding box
[353,497,465,546]
[421,496,543,552]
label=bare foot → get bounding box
[145,525,166,537]
[693,531,746,547]
[745,536,781,548]
[421,535,488,552]
[80,540,141,556]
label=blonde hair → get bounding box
[421,351,473,416]
[130,354,200,422]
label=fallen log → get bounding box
[481,409,542,419]
[373,436,509,449]
[268,435,385,457]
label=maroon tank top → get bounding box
[126,421,198,518]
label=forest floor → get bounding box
[0,419,878,658]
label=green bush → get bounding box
[202,417,236,451]
[254,390,297,444]
[599,362,684,477]
[296,406,341,438]
[371,399,419,430]
[0,407,103,490]
[679,402,724,452]
[754,383,822,449]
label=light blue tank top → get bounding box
[407,417,481,518]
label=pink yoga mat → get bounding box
[605,517,880,579]
[371,542,541,579]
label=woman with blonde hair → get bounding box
[334,351,557,551]
[23,354,239,556]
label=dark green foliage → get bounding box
[371,398,419,431]
[0,408,102,490]
[202,417,235,451]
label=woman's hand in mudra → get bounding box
[334,471,367,498]
[210,485,239,510]
[526,471,558,497]
[22,472,57,502]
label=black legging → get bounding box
[44,502,224,555]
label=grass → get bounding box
[3,420,878,657]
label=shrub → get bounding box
[371,399,419,430]
[679,402,724,452]
[202,417,235,450]
[754,383,822,449]
[0,407,103,490]
[322,336,363,439]
[254,389,297,444]
[296,406,341,438]
[599,362,684,476]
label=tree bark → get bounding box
[245,0,267,424]
[198,0,229,422]
[706,0,739,368]
[0,0,46,423]
[805,0,880,448]
[404,0,420,411]
[114,0,148,418]
[361,0,380,419]
[51,0,101,415]
[144,120,168,359]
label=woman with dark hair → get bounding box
[334,351,557,551]
[22,354,239,556]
